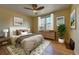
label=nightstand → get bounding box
[0,37,11,46]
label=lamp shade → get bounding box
[3,29,9,32]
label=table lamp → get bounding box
[3,29,9,38]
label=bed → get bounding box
[9,27,44,54]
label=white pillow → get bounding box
[21,32,28,35]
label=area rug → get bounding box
[7,40,51,55]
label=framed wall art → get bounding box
[70,9,76,29]
[13,16,23,26]
[56,16,65,26]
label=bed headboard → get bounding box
[9,27,30,37]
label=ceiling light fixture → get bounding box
[33,10,38,13]
[33,10,38,15]
[24,4,44,15]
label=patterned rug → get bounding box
[7,40,51,55]
[0,46,10,55]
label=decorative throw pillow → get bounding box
[20,32,28,35]
[16,30,21,35]
[16,29,28,35]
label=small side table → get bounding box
[0,37,11,46]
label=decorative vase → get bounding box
[58,38,64,43]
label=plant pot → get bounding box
[58,38,64,43]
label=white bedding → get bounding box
[21,35,44,54]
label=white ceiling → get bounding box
[0,4,70,16]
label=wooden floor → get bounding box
[0,40,74,55]
[42,40,74,55]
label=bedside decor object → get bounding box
[3,29,9,38]
[13,16,23,26]
[70,9,76,29]
[57,24,66,43]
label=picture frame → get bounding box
[13,16,23,26]
[56,16,65,26]
[70,9,76,29]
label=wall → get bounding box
[0,6,33,35]
[32,17,38,33]
[53,8,71,44]
[70,5,79,54]
[75,5,79,54]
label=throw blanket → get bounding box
[15,33,41,47]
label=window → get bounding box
[38,14,54,31]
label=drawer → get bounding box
[40,31,56,40]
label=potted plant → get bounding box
[57,24,66,43]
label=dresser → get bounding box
[40,31,57,40]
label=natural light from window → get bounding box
[38,14,54,31]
